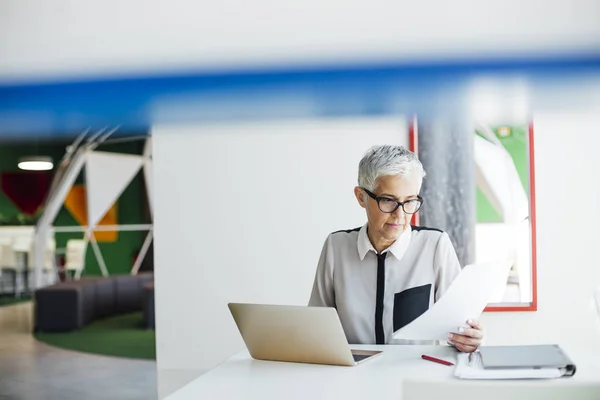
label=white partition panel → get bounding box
[85,151,144,227]
[152,116,409,398]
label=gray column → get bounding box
[417,117,476,267]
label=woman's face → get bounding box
[354,174,422,245]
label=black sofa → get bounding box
[34,272,154,332]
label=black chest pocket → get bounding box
[393,284,432,332]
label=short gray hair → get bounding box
[358,144,426,191]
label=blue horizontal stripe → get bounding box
[1,53,599,137]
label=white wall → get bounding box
[2,0,600,82]
[479,111,600,352]
[154,109,600,398]
[152,116,409,398]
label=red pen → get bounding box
[421,354,454,366]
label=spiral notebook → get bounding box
[455,345,576,380]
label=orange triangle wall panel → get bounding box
[64,184,118,242]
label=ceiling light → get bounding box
[18,156,54,171]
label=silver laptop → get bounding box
[228,303,382,366]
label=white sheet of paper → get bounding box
[392,261,511,341]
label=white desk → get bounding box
[165,345,600,400]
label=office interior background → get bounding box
[2,0,600,399]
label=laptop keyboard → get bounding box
[352,354,371,363]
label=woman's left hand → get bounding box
[447,319,484,353]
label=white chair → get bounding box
[0,235,12,247]
[42,237,58,285]
[11,236,33,295]
[13,235,59,288]
[65,239,87,279]
[12,236,31,265]
[28,236,59,286]
[0,244,16,268]
[0,243,17,295]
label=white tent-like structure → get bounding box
[31,129,153,290]
[474,124,531,303]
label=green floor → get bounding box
[35,312,156,360]
[0,294,32,307]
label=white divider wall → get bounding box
[479,110,600,350]
[152,117,409,398]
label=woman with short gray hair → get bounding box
[309,144,483,353]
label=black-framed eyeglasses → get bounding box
[361,188,423,214]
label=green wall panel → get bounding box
[476,125,529,223]
[0,140,148,276]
